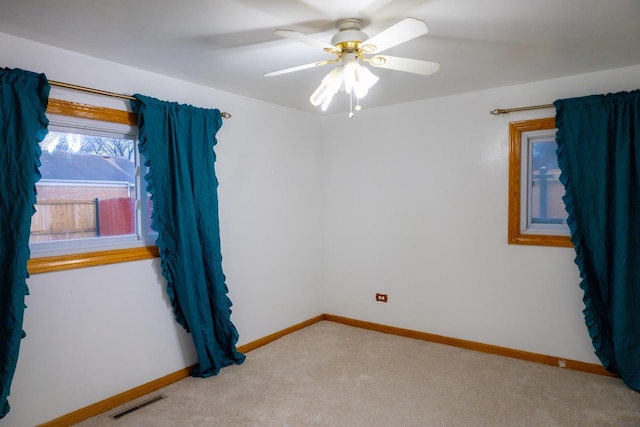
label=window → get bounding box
[28,99,158,273]
[508,117,572,247]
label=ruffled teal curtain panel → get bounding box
[0,68,49,418]
[555,90,640,392]
[131,94,245,377]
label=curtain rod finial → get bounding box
[221,111,232,119]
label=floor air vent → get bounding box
[111,395,165,420]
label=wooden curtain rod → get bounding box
[48,80,232,119]
[490,103,554,115]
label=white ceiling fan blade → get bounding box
[274,29,339,54]
[264,60,332,77]
[361,18,428,54]
[368,55,440,76]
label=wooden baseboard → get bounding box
[237,314,326,353]
[37,366,194,427]
[39,312,612,426]
[38,314,325,426]
[324,314,615,377]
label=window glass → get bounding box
[526,136,569,232]
[32,130,137,242]
[29,113,155,257]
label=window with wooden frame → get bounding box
[508,117,572,247]
[28,99,159,274]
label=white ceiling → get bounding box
[1,0,639,115]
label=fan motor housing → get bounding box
[331,18,368,46]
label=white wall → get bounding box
[322,64,640,365]
[1,33,324,427]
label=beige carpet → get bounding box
[75,321,640,426]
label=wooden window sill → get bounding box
[28,246,159,274]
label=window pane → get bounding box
[529,138,568,228]
[31,131,137,243]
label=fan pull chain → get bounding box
[349,94,363,118]
[349,91,354,118]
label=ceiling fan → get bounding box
[265,17,440,116]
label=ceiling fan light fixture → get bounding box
[309,66,343,110]
[342,59,360,96]
[353,64,379,99]
[321,90,336,112]
[271,17,437,115]
[342,54,379,98]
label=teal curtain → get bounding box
[0,68,49,418]
[555,90,640,392]
[131,94,244,377]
